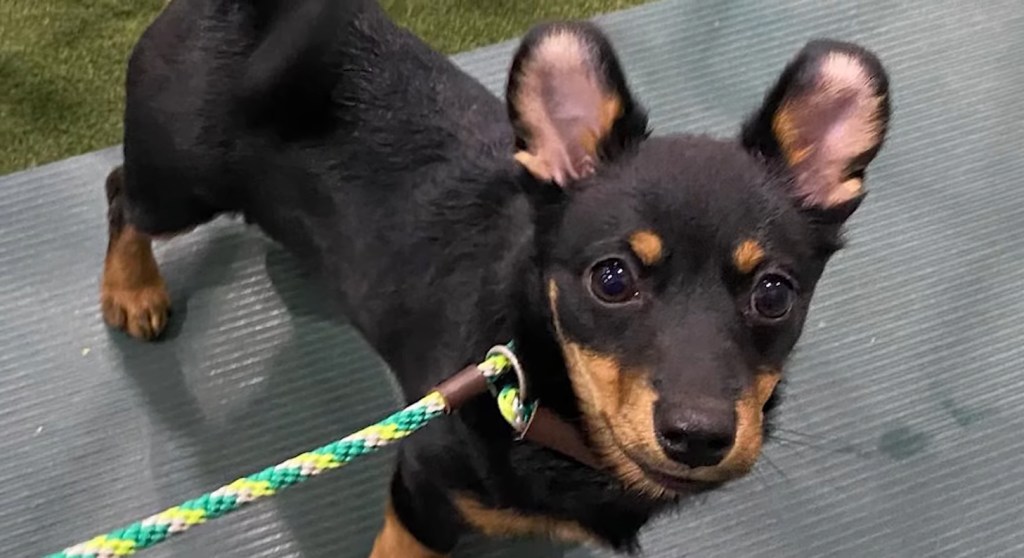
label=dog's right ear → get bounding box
[506,22,648,187]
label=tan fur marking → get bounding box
[771,108,803,167]
[629,230,664,266]
[580,95,623,156]
[548,281,669,499]
[548,281,780,495]
[690,370,780,482]
[514,151,556,182]
[370,502,447,558]
[100,224,170,340]
[732,239,765,274]
[453,495,599,547]
[830,177,864,206]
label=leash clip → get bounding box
[483,344,528,402]
[467,343,603,468]
[481,344,538,438]
[497,385,538,439]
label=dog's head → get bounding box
[506,23,889,498]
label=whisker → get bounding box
[773,426,841,442]
[771,435,874,459]
[751,462,772,489]
[760,452,789,483]
[771,426,878,458]
[770,437,820,455]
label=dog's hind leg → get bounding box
[100,165,181,340]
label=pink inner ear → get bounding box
[512,30,619,186]
[783,53,885,207]
[818,54,884,161]
[544,75,606,174]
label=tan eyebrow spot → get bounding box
[628,230,664,266]
[733,239,765,274]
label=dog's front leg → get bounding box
[100,165,172,340]
[370,500,448,558]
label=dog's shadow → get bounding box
[111,223,582,558]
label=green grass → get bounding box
[0,0,647,175]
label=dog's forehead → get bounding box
[563,136,789,255]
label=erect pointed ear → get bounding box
[742,40,890,220]
[506,22,649,187]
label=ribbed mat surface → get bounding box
[3,1,1024,557]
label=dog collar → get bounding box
[434,344,603,470]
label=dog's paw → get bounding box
[101,282,170,340]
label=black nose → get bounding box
[655,404,735,468]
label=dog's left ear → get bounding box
[742,40,890,221]
[506,22,648,187]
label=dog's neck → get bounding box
[497,257,599,439]
[454,175,601,468]
[508,304,607,469]
[510,244,581,415]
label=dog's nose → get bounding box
[655,405,735,468]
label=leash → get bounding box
[44,343,599,558]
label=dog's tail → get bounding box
[239,0,377,104]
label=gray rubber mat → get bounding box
[3,1,1024,557]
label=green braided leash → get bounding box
[46,345,521,558]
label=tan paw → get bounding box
[101,283,170,340]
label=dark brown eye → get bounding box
[589,259,638,303]
[751,273,795,319]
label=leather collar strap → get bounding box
[519,406,603,470]
[435,365,603,470]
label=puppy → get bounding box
[99,0,890,555]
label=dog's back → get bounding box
[125,0,496,223]
[117,0,532,393]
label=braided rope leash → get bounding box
[46,346,518,558]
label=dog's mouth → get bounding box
[632,460,721,494]
[606,430,729,495]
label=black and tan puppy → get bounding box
[99,0,890,555]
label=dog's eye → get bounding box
[751,273,795,319]
[589,259,638,304]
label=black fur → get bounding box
[113,0,889,553]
